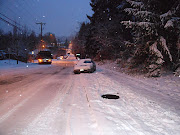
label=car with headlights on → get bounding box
[37,51,52,64]
[74,59,96,74]
[57,55,64,60]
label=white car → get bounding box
[74,59,96,74]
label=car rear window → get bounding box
[84,61,91,63]
[38,51,52,58]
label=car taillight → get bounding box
[38,59,43,62]
[48,59,52,62]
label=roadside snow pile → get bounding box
[98,60,180,77]
[0,59,39,70]
[97,60,121,72]
[0,60,29,69]
[0,59,51,76]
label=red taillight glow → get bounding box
[38,59,43,62]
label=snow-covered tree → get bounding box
[160,2,180,68]
[85,0,130,59]
[121,0,179,77]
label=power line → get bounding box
[13,0,39,32]
[0,0,47,36]
[0,11,39,35]
[0,12,22,27]
[1,0,40,35]
[0,16,22,31]
[0,12,37,34]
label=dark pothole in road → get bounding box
[101,94,120,99]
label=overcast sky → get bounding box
[0,0,93,37]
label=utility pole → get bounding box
[36,22,46,50]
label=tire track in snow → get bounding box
[0,67,71,134]
[0,75,54,124]
[83,86,103,135]
[0,87,40,123]
[82,73,147,135]
[0,66,64,124]
[22,74,74,135]
[78,73,103,135]
[65,73,104,135]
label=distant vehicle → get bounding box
[74,59,96,74]
[57,55,64,60]
[56,49,66,59]
[37,51,52,64]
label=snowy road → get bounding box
[0,59,180,135]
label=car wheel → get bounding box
[90,69,93,73]
[74,71,80,74]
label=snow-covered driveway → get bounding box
[0,61,180,135]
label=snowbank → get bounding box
[0,59,51,76]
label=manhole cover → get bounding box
[101,94,119,99]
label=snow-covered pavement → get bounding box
[0,58,180,135]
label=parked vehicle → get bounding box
[74,59,96,74]
[37,51,52,64]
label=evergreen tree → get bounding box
[86,0,130,60]
[121,0,179,76]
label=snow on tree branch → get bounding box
[160,10,173,24]
[164,20,174,28]
[135,11,155,21]
[149,41,164,63]
[126,0,144,9]
[138,22,154,27]
[164,17,180,29]
[159,36,173,62]
[124,8,138,15]
[148,41,164,77]
[121,21,136,28]
[121,21,155,33]
[160,10,172,19]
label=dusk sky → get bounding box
[0,0,93,37]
